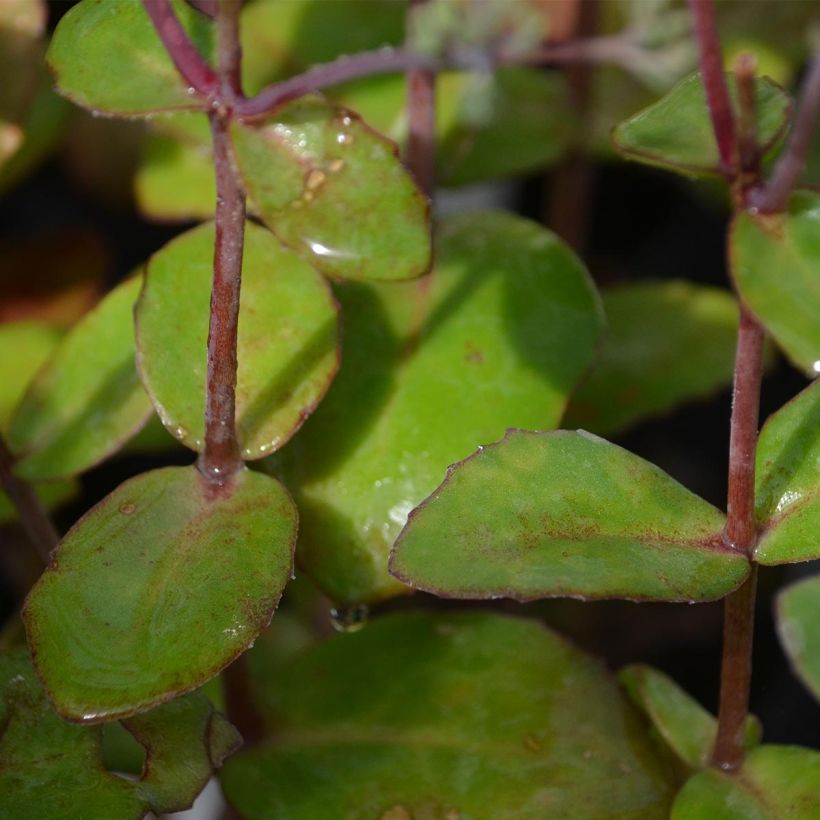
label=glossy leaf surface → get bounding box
[47,0,215,116]
[613,72,791,176]
[230,99,430,282]
[0,651,238,818]
[221,612,674,819]
[731,190,820,373]
[269,211,603,604]
[136,221,339,459]
[8,277,152,480]
[671,745,820,819]
[755,379,820,564]
[565,281,741,435]
[391,430,749,602]
[620,664,760,770]
[24,465,297,722]
[776,573,820,702]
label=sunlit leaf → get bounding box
[391,429,749,602]
[776,573,820,703]
[47,0,215,117]
[755,380,820,564]
[613,71,791,176]
[230,99,431,282]
[221,612,674,818]
[671,745,820,819]
[268,211,603,604]
[565,281,741,435]
[136,221,339,459]
[731,190,820,374]
[23,464,296,721]
[8,277,153,481]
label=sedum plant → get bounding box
[0,0,819,817]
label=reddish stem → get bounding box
[0,437,58,564]
[142,0,217,98]
[688,0,736,175]
[405,0,436,198]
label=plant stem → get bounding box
[0,437,57,564]
[143,0,217,98]
[751,47,820,213]
[405,0,436,199]
[221,653,265,746]
[199,0,245,483]
[688,0,736,175]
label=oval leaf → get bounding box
[221,612,674,818]
[776,573,820,703]
[8,276,153,480]
[136,221,339,459]
[613,71,791,176]
[230,99,431,282]
[268,211,603,604]
[731,190,820,373]
[391,429,749,602]
[23,464,297,722]
[47,0,215,117]
[565,280,742,435]
[755,379,820,564]
[671,745,820,819]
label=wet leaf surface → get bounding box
[47,0,215,116]
[731,190,820,374]
[136,221,339,459]
[755,379,820,564]
[221,612,675,819]
[613,72,791,176]
[776,573,820,703]
[23,464,296,722]
[671,745,820,819]
[565,281,741,435]
[268,211,603,604]
[8,277,153,480]
[391,429,749,602]
[230,98,431,282]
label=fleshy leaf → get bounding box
[47,0,215,117]
[267,211,603,604]
[755,380,820,564]
[229,99,431,282]
[390,429,749,602]
[221,612,674,818]
[565,281,741,435]
[136,221,339,459]
[620,664,761,770]
[776,573,820,703]
[8,277,153,480]
[613,71,791,176]
[671,745,820,819]
[23,464,296,722]
[731,190,820,373]
[0,650,238,818]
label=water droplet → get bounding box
[340,115,353,127]
[305,169,326,191]
[812,359,820,375]
[329,604,369,633]
[186,86,196,96]
[119,503,136,516]
[174,425,189,439]
[305,239,355,260]
[336,132,353,146]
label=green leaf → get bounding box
[613,71,791,176]
[8,277,153,480]
[47,0,215,117]
[136,221,339,459]
[731,190,820,374]
[268,211,603,604]
[620,664,761,770]
[229,99,431,282]
[23,464,296,722]
[776,573,820,703]
[0,650,238,818]
[391,429,749,602]
[755,380,820,564]
[221,612,674,819]
[565,281,741,435]
[671,745,820,819]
